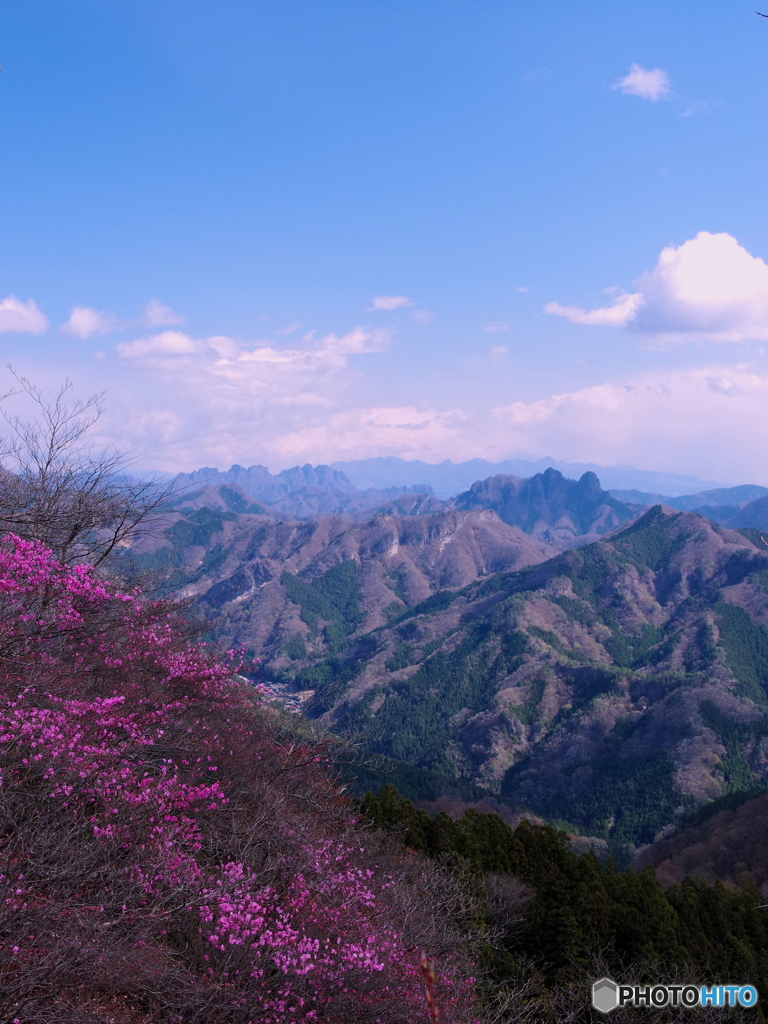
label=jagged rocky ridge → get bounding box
[172,463,443,519]
[453,467,635,544]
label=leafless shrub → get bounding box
[0,372,173,568]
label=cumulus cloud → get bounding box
[613,64,671,102]
[62,306,119,338]
[0,296,48,335]
[141,299,184,328]
[368,295,413,311]
[87,299,768,483]
[103,324,418,470]
[109,355,768,484]
[545,232,768,342]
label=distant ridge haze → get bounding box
[169,460,768,534]
[333,457,724,498]
[168,456,724,502]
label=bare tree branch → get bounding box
[0,371,175,569]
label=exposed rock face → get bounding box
[128,489,768,856]
[452,468,635,544]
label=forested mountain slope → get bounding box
[610,484,768,531]
[286,507,768,859]
[126,499,558,663]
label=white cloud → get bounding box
[0,296,48,335]
[485,322,508,333]
[272,405,467,462]
[368,295,414,311]
[95,304,768,482]
[116,325,388,375]
[492,364,768,484]
[62,306,119,338]
[489,345,508,355]
[545,292,643,328]
[116,330,199,360]
[411,309,433,325]
[546,232,768,342]
[141,299,184,328]
[613,64,671,102]
[104,324,404,470]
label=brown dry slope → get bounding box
[633,792,768,888]
[128,497,558,664]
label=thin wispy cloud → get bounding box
[546,293,642,328]
[116,325,389,375]
[613,64,671,102]
[62,306,119,338]
[545,232,768,342]
[62,299,183,338]
[368,295,414,311]
[0,296,48,335]
[116,330,198,360]
[485,322,509,333]
[141,299,184,328]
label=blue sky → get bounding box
[2,1,768,483]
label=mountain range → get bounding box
[124,464,768,865]
[170,461,768,533]
[286,508,767,845]
[330,456,723,499]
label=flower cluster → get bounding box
[0,535,478,1023]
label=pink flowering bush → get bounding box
[0,535,480,1023]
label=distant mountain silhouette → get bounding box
[452,468,635,544]
[331,455,721,499]
[611,484,768,513]
[171,463,438,518]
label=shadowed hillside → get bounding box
[633,791,768,888]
